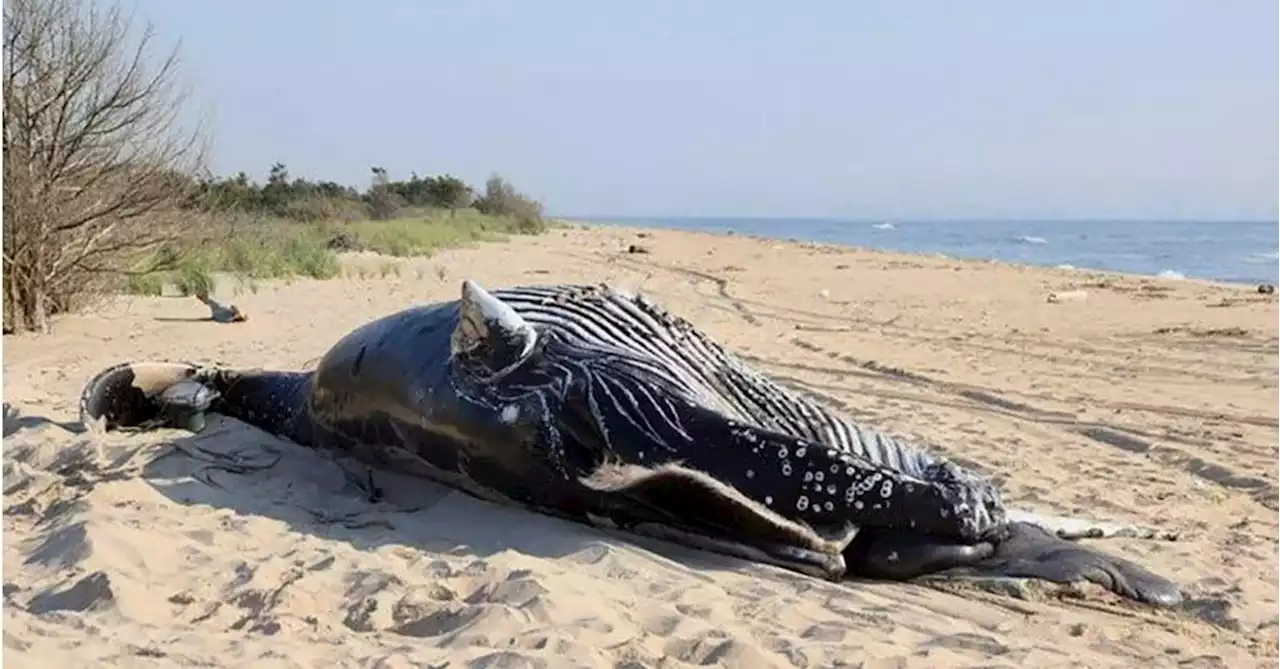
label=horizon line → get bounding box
[559,214,1280,225]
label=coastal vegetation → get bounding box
[2,0,549,333]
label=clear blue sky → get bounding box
[127,0,1276,220]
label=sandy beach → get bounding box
[3,225,1277,668]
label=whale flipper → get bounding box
[580,461,856,579]
[954,521,1182,607]
[853,522,1183,607]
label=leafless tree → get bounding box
[3,0,211,333]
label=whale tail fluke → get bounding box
[79,361,211,433]
[79,361,313,443]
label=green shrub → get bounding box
[284,236,340,279]
[118,208,547,295]
[175,263,217,298]
[125,273,165,296]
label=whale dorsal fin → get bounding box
[451,279,538,380]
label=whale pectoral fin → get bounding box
[451,279,538,378]
[929,522,1184,608]
[580,461,853,580]
[79,361,209,432]
[1004,508,1182,542]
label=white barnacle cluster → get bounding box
[795,492,837,515]
[774,444,793,477]
[265,383,305,425]
[729,426,764,457]
[853,471,885,499]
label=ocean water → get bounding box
[582,217,1278,286]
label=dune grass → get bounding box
[123,210,553,297]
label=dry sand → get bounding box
[3,225,1277,668]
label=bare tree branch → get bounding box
[3,0,211,333]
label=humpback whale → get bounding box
[79,281,1183,607]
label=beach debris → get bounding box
[626,244,650,254]
[326,230,361,251]
[1153,325,1248,337]
[196,294,248,323]
[1046,290,1088,304]
[1257,283,1275,295]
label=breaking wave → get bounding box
[1242,250,1279,264]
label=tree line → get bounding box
[190,163,543,227]
[2,0,546,334]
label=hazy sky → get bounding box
[126,0,1276,220]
